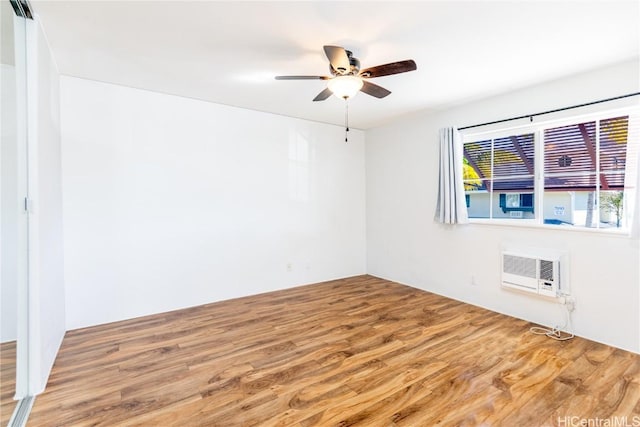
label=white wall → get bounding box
[60,77,366,330]
[26,16,65,393]
[366,59,640,352]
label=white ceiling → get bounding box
[32,1,639,130]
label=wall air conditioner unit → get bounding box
[501,251,560,298]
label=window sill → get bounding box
[467,218,631,236]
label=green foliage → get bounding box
[600,191,624,227]
[463,157,482,191]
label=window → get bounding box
[463,132,535,220]
[462,109,639,231]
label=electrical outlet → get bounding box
[286,263,292,272]
[471,276,478,286]
[565,297,576,312]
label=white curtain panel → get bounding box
[435,127,469,225]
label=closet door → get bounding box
[1,0,30,423]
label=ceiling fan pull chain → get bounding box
[344,97,349,142]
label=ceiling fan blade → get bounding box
[275,75,330,80]
[323,45,350,74]
[359,60,417,78]
[313,87,333,102]
[360,81,391,99]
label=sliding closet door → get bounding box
[1,0,30,422]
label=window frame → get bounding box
[460,106,639,234]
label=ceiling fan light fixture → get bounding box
[327,75,363,99]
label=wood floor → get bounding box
[28,275,640,426]
[1,340,17,426]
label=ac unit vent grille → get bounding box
[540,259,554,281]
[503,255,537,278]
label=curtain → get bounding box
[435,127,468,225]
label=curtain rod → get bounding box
[9,0,33,19]
[458,92,640,131]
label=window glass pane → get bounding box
[602,171,625,188]
[493,133,534,178]
[544,121,596,176]
[599,116,628,175]
[577,190,599,229]
[463,140,492,219]
[466,192,491,219]
[463,134,535,220]
[541,192,577,226]
[463,140,492,180]
[493,194,535,219]
[542,187,598,227]
[493,177,534,192]
[544,173,596,191]
[463,178,489,192]
[544,172,597,227]
[599,190,625,228]
[493,178,534,220]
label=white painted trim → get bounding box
[24,16,42,396]
[11,10,30,401]
[467,218,631,237]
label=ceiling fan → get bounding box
[275,45,417,101]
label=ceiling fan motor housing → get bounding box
[349,56,361,75]
[331,50,361,76]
